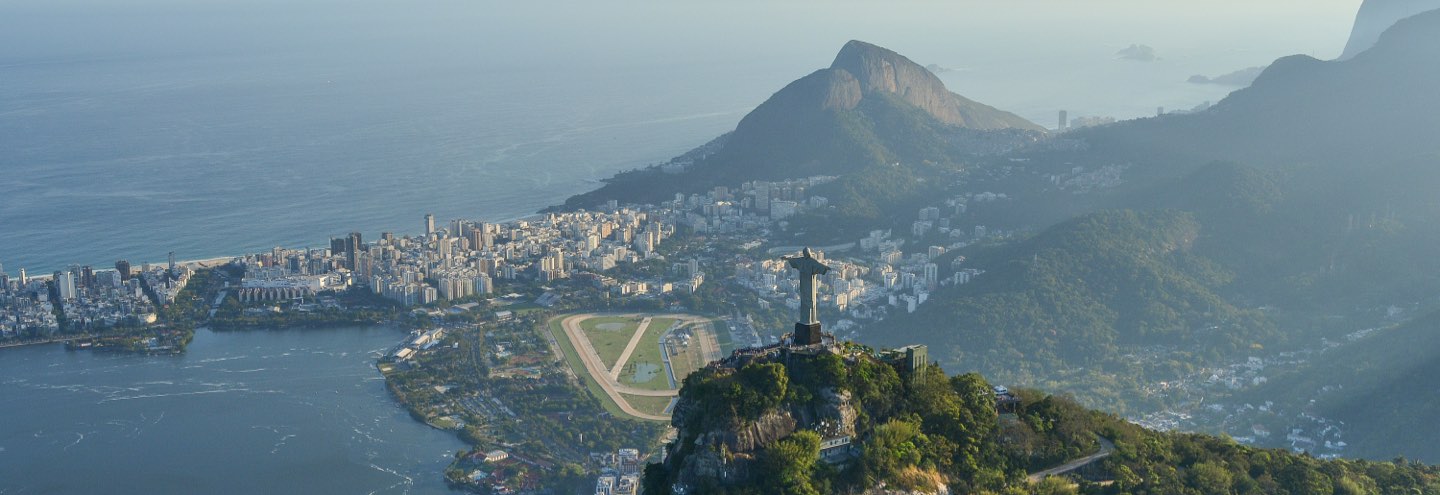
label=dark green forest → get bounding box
[648,351,1440,494]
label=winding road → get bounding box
[1028,436,1116,483]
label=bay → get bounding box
[0,327,464,494]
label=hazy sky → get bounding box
[0,0,1367,123]
[1,1,1362,64]
[0,0,1375,271]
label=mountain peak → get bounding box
[1338,0,1440,60]
[560,40,1043,209]
[1364,7,1440,58]
[830,39,940,95]
[831,39,901,68]
[825,40,1042,131]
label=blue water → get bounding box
[0,38,757,274]
[0,327,465,494]
[0,1,1355,275]
[0,2,1365,491]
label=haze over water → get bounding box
[2,0,1356,274]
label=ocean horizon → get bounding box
[0,1,1353,275]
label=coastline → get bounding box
[0,337,67,350]
[12,212,555,281]
[19,256,236,282]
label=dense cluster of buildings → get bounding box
[0,258,188,339]
[666,176,836,233]
[593,448,642,495]
[735,219,987,330]
[230,208,692,306]
[0,262,59,337]
[225,175,858,309]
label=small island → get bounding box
[1115,44,1159,62]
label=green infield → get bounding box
[545,317,635,420]
[617,317,679,391]
[579,315,644,370]
[624,394,677,418]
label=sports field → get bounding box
[548,313,719,421]
[578,315,646,369]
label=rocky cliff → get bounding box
[826,40,1041,130]
[560,40,1042,210]
[1338,0,1440,60]
[711,39,1042,180]
[666,368,859,489]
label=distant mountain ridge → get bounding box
[562,40,1041,210]
[1339,0,1440,60]
[1078,8,1440,172]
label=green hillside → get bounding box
[870,210,1274,402]
[647,347,1440,494]
[1243,309,1440,462]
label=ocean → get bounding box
[0,327,466,494]
[0,1,1357,275]
[0,1,1364,491]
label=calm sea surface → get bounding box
[0,327,465,494]
[0,2,1359,491]
[0,1,1353,275]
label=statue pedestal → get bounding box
[794,322,824,346]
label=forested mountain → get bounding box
[854,11,1440,421]
[870,207,1276,408]
[1339,0,1440,60]
[1242,308,1440,463]
[646,348,1440,494]
[1076,9,1440,175]
[565,6,1440,467]
[563,41,1042,210]
[868,148,1440,405]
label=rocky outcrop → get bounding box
[698,409,798,454]
[862,485,951,495]
[560,39,1045,209]
[825,40,1042,131]
[806,387,858,437]
[1339,0,1440,60]
[663,353,870,490]
[670,408,798,486]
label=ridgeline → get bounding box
[562,40,1043,212]
[648,340,1440,494]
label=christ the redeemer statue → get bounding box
[785,248,830,345]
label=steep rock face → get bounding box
[672,409,797,486]
[667,389,861,486]
[803,387,858,437]
[662,355,866,491]
[559,40,1044,209]
[821,70,864,111]
[1339,0,1440,60]
[726,40,1043,147]
[827,40,1043,131]
[711,39,1042,177]
[697,409,799,454]
[861,485,951,495]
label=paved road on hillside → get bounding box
[1028,436,1116,483]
